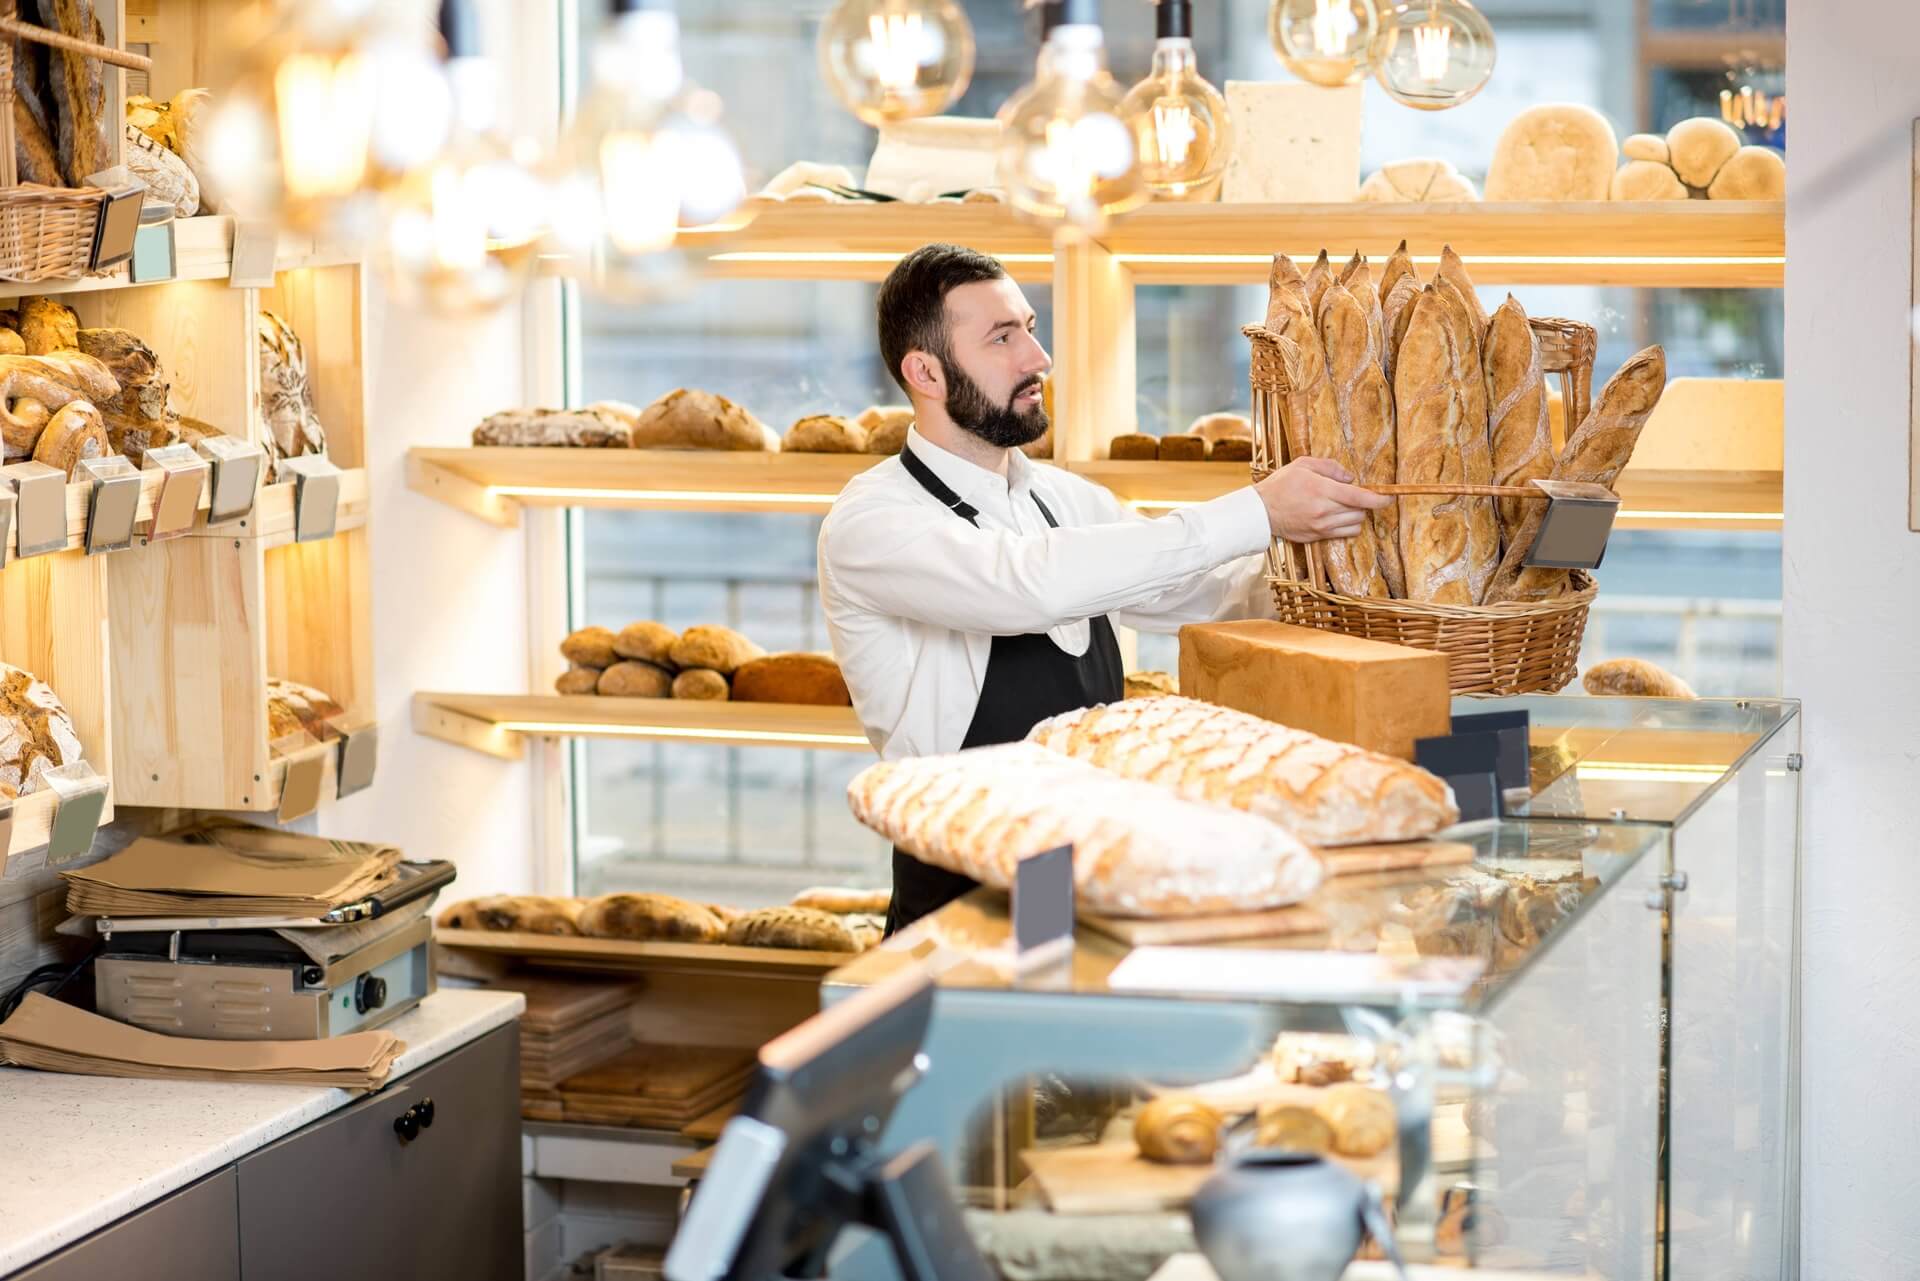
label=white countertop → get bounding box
[0,987,525,1276]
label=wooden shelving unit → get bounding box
[413,692,869,760]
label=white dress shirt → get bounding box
[818,426,1274,760]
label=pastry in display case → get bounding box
[1581,656,1696,698]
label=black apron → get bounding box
[883,446,1125,936]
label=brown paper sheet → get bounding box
[61,834,399,917]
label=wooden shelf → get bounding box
[0,215,363,300]
[685,200,1785,288]
[435,928,858,981]
[413,692,870,759]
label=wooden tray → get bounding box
[495,973,643,1033]
[681,1099,743,1142]
[1022,1136,1394,1215]
[561,1044,757,1102]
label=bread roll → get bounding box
[1159,434,1207,461]
[731,652,850,705]
[1255,1104,1334,1154]
[554,666,601,695]
[265,677,343,742]
[1485,295,1555,544]
[859,405,913,455]
[472,408,630,447]
[1621,133,1669,163]
[1611,159,1688,201]
[0,662,84,797]
[1394,288,1473,604]
[30,399,107,477]
[631,388,775,451]
[1582,657,1696,698]
[725,906,859,951]
[1134,1097,1222,1165]
[560,626,619,669]
[1489,345,1667,603]
[0,331,22,356]
[1666,116,1741,188]
[1317,1084,1396,1158]
[1431,276,1499,602]
[1707,146,1785,201]
[613,621,677,667]
[19,297,77,356]
[1028,696,1460,847]
[597,660,673,698]
[578,892,723,943]
[1188,411,1251,443]
[784,413,868,453]
[1485,104,1618,201]
[1319,282,1402,597]
[1108,433,1159,460]
[791,886,891,915]
[671,668,730,701]
[1125,670,1177,699]
[670,625,764,675]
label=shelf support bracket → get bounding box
[407,453,520,528]
[413,693,525,761]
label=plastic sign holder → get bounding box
[196,437,265,526]
[142,443,210,541]
[336,724,378,799]
[1,461,67,558]
[1524,480,1620,570]
[1414,732,1501,824]
[1011,844,1075,973]
[41,761,109,866]
[280,454,342,543]
[0,485,12,569]
[0,795,12,867]
[79,456,142,554]
[278,747,328,822]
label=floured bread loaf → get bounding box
[472,408,630,447]
[1611,160,1688,201]
[846,741,1324,917]
[258,310,327,478]
[1027,696,1459,846]
[631,388,777,451]
[266,677,343,743]
[1359,157,1479,202]
[1485,104,1618,201]
[1485,295,1555,544]
[783,414,868,453]
[31,399,108,477]
[1621,133,1669,163]
[1582,657,1696,698]
[0,663,83,797]
[578,892,723,943]
[1666,117,1741,188]
[1707,146,1785,200]
[724,906,859,952]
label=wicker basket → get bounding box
[1246,314,1600,696]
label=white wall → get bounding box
[1785,5,1920,1276]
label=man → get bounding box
[818,243,1389,934]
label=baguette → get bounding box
[1318,281,1402,597]
[1304,249,1334,320]
[1484,295,1554,542]
[1382,272,1420,388]
[1378,239,1417,305]
[1265,253,1311,331]
[1393,288,1473,604]
[1436,246,1489,343]
[846,741,1324,917]
[1488,346,1667,602]
[1582,657,1696,698]
[39,0,111,186]
[1431,276,1500,601]
[1028,696,1459,846]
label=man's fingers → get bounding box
[1323,478,1393,511]
[1292,456,1354,485]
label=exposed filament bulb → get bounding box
[1413,16,1452,82]
[1312,0,1360,55]
[867,12,927,91]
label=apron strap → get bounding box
[901,443,1058,529]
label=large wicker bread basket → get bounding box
[1246,315,1599,696]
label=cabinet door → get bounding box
[236,1025,520,1281]
[14,1169,239,1281]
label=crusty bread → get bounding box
[671,669,730,700]
[1431,274,1500,602]
[631,388,776,451]
[1158,434,1207,461]
[1611,160,1688,201]
[670,625,764,676]
[613,621,677,667]
[1666,116,1740,188]
[1707,146,1785,200]
[784,413,868,453]
[1381,272,1421,388]
[847,740,1325,917]
[18,297,76,355]
[1436,246,1489,340]
[1027,696,1459,846]
[265,677,342,742]
[554,666,600,695]
[1319,281,1402,597]
[1489,345,1667,602]
[578,893,723,943]
[0,663,83,798]
[1485,295,1555,544]
[1358,158,1479,203]
[1108,433,1159,460]
[791,886,891,915]
[1394,288,1473,604]
[1485,103,1618,201]
[472,408,629,447]
[30,399,107,477]
[1304,249,1334,320]
[1378,240,1417,306]
[598,661,673,698]
[858,405,913,454]
[724,906,858,952]
[1582,657,1696,698]
[731,652,850,705]
[1265,253,1311,331]
[560,626,618,669]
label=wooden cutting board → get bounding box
[681,1099,742,1142]
[1022,1144,1216,1214]
[494,974,642,1033]
[1321,840,1473,877]
[559,1044,756,1101]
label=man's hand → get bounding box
[1253,457,1393,542]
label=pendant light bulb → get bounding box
[1119,0,1233,201]
[1268,0,1379,88]
[1372,0,1496,110]
[996,13,1146,233]
[818,0,976,127]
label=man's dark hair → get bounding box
[876,243,1008,396]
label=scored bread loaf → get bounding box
[1265,253,1311,331]
[578,892,722,943]
[1484,295,1555,543]
[724,906,859,952]
[1582,657,1696,698]
[1436,246,1489,341]
[846,741,1324,917]
[1027,696,1459,846]
[1381,272,1420,388]
[670,625,764,676]
[1394,288,1473,604]
[1488,345,1666,603]
[731,653,850,706]
[783,414,868,453]
[1304,250,1334,320]
[1318,281,1403,598]
[0,662,84,797]
[631,388,776,451]
[1430,274,1500,602]
[1378,240,1416,307]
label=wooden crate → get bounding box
[1,551,114,860]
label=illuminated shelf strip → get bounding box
[1619,508,1784,522]
[488,484,842,506]
[1576,762,1730,784]
[1117,253,1785,269]
[710,251,1053,266]
[493,719,869,748]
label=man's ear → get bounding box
[901,350,945,401]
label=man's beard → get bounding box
[945,361,1048,448]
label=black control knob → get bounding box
[355,976,388,1015]
[394,1108,420,1143]
[416,1097,435,1129]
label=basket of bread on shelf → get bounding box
[1247,241,1668,695]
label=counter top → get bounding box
[0,987,524,1276]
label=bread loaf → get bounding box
[258,310,327,477]
[1484,295,1554,543]
[1485,104,1618,201]
[1108,433,1158,460]
[471,408,630,447]
[1256,1104,1334,1154]
[19,298,77,355]
[560,626,619,669]
[435,895,506,930]
[731,653,850,706]
[783,414,868,453]
[0,354,106,457]
[1187,412,1251,443]
[1134,1097,1222,1165]
[612,620,677,667]
[441,895,581,935]
[1304,249,1334,319]
[265,677,343,743]
[1210,437,1252,463]
[1582,657,1696,698]
[1621,133,1669,163]
[0,663,84,797]
[125,123,199,217]
[554,666,600,695]
[41,0,111,186]
[1666,116,1741,188]
[1265,253,1311,331]
[1317,1084,1396,1157]
[859,405,913,455]
[671,669,729,701]
[597,661,673,698]
[1358,157,1479,203]
[724,906,859,952]
[578,893,723,943]
[791,886,891,915]
[1611,160,1688,201]
[631,388,775,451]
[6,398,49,456]
[1378,240,1416,305]
[30,399,107,476]
[1707,146,1785,200]
[0,331,23,356]
[76,328,170,460]
[1124,670,1177,699]
[1394,288,1472,604]
[846,741,1325,917]
[12,79,62,186]
[1158,434,1207,462]
[1489,345,1666,603]
[1436,246,1489,341]
[1028,696,1459,846]
[1318,282,1402,597]
[28,350,119,402]
[670,625,763,676]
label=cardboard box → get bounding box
[1178,620,1450,760]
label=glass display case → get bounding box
[821,697,1801,1281]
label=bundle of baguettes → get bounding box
[1027,696,1459,846]
[1263,243,1667,606]
[845,742,1325,917]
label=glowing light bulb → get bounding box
[1270,0,1378,88]
[997,23,1144,231]
[818,0,975,127]
[1372,0,1496,110]
[1118,2,1233,201]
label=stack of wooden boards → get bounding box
[529,1043,759,1131]
[484,973,641,1108]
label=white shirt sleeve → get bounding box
[1115,550,1279,633]
[819,484,1272,635]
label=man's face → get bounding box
[935,277,1052,448]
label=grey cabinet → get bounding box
[236,1024,520,1281]
[13,1169,239,1281]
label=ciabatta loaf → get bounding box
[1028,696,1459,846]
[846,742,1324,917]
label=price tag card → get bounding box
[1012,844,1074,967]
[42,761,108,866]
[197,436,265,525]
[336,725,379,798]
[278,751,327,823]
[143,444,210,540]
[0,486,14,568]
[2,461,68,557]
[1415,731,1501,823]
[229,219,278,288]
[79,456,142,554]
[280,455,342,543]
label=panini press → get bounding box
[91,860,455,1041]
